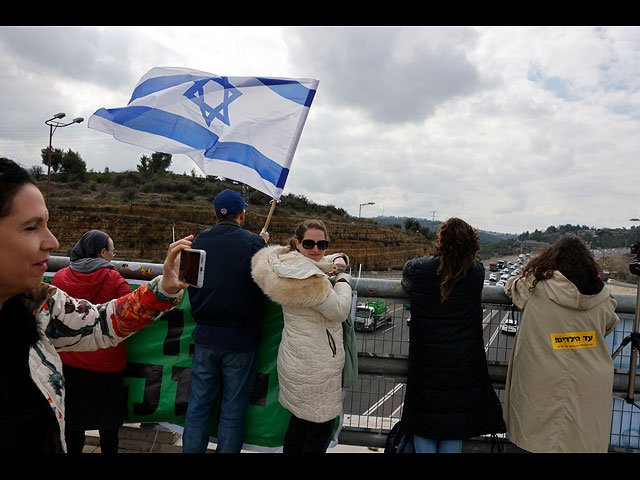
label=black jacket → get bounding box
[188,222,267,328]
[400,255,505,440]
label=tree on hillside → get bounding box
[137,152,172,177]
[41,146,64,173]
[404,217,436,242]
[60,149,87,181]
[41,147,87,181]
[29,165,44,180]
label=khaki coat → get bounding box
[503,272,619,452]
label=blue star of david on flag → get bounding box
[88,66,319,199]
[183,78,242,127]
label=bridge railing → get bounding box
[45,257,640,452]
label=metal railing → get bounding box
[46,256,640,452]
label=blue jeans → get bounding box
[413,435,463,453]
[182,344,258,453]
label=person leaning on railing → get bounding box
[503,235,619,453]
[400,217,506,453]
[0,157,193,453]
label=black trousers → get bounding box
[282,414,336,453]
[66,427,120,454]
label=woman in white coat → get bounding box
[251,219,352,453]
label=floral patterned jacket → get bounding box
[21,275,181,452]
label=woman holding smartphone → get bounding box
[0,157,192,453]
[251,219,352,453]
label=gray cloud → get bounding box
[285,27,488,125]
[2,26,640,234]
[0,27,138,89]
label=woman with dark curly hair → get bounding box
[400,217,505,453]
[503,235,619,452]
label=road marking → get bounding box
[362,383,405,416]
[485,311,508,352]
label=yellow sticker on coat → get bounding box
[550,331,596,350]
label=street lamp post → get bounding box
[45,113,84,206]
[359,202,375,219]
[356,202,375,271]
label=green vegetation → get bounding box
[41,151,352,223]
[40,147,87,182]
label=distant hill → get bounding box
[40,169,637,266]
[39,171,432,269]
[371,216,517,244]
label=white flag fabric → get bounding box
[88,67,319,199]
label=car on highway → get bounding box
[496,280,505,287]
[484,280,490,286]
[501,317,518,335]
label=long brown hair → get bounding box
[436,217,480,302]
[520,235,604,294]
[288,219,329,252]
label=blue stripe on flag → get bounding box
[129,73,316,108]
[129,74,212,103]
[92,106,289,189]
[256,78,317,107]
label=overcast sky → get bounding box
[1,26,639,235]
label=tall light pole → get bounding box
[45,113,84,206]
[359,202,375,219]
[355,202,375,271]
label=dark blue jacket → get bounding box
[188,222,267,333]
[400,255,505,440]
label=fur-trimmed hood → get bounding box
[251,245,350,309]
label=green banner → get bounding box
[44,275,340,451]
[122,289,293,449]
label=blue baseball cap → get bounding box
[214,189,245,216]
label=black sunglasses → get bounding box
[301,239,329,250]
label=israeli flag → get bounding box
[88,67,319,199]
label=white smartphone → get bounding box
[179,248,206,288]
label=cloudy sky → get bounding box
[1,26,639,235]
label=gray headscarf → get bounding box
[69,230,114,273]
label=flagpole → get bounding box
[262,198,277,232]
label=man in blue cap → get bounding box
[183,189,269,453]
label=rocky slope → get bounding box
[47,202,432,270]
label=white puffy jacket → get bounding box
[251,246,352,423]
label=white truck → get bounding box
[354,302,392,332]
